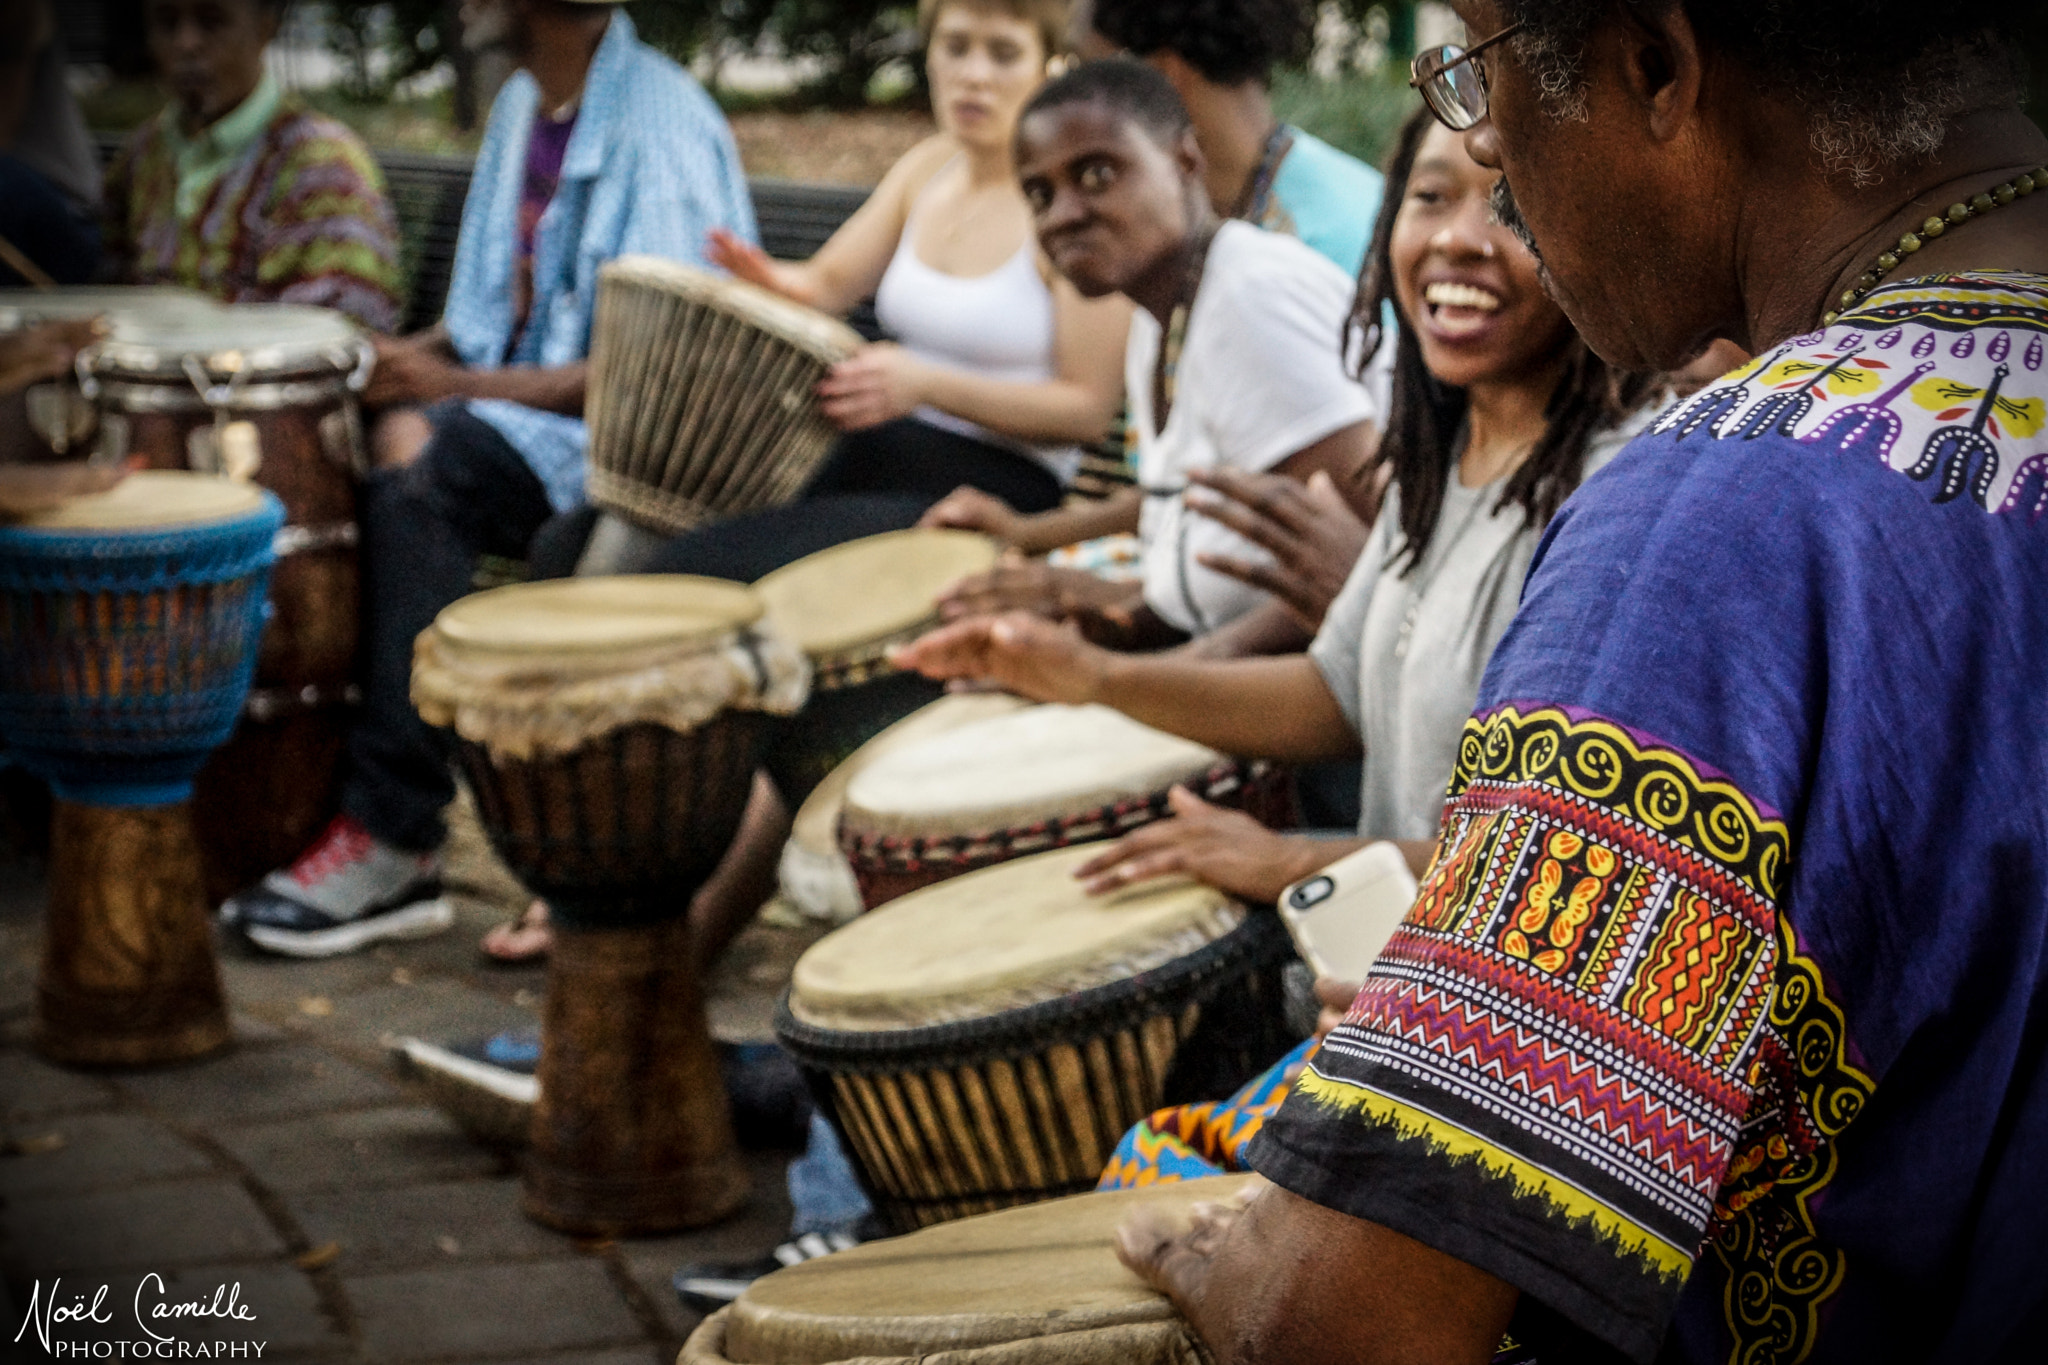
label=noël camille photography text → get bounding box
[12,1277,265,1358]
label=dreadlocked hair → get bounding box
[1342,107,1654,575]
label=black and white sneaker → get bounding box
[225,815,452,958]
[393,1029,539,1148]
[672,1230,865,1314]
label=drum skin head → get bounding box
[841,704,1225,839]
[789,692,1031,861]
[0,286,217,331]
[432,575,763,659]
[755,529,996,660]
[788,843,1243,1029]
[8,470,267,531]
[720,1176,1257,1362]
[92,304,360,376]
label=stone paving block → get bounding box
[279,976,535,1057]
[110,1042,402,1126]
[215,944,398,1011]
[215,1105,502,1193]
[0,1050,118,1120]
[0,1112,215,1196]
[485,1352,662,1365]
[7,1263,345,1359]
[0,1177,287,1275]
[345,1258,641,1361]
[288,1178,564,1273]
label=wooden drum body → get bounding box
[0,473,281,1066]
[584,257,864,536]
[684,1175,1257,1364]
[777,846,1295,1233]
[79,305,372,900]
[412,576,810,1235]
[838,703,1292,911]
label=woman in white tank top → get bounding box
[708,0,1129,510]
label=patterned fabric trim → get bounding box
[1649,272,2048,516]
[1098,1039,1310,1189]
[1255,704,1870,1361]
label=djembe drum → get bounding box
[838,703,1290,910]
[77,304,373,901]
[779,692,1029,925]
[776,845,1295,1231]
[411,575,808,1234]
[576,256,864,572]
[0,472,281,1066]
[0,287,217,465]
[683,1175,1257,1364]
[754,529,998,810]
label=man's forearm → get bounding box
[1171,599,1314,661]
[1090,652,1358,762]
[1014,488,1142,554]
[449,361,588,416]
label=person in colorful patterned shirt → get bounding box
[1105,2,2048,1363]
[103,0,400,331]
[222,0,756,956]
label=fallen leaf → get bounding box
[1,1132,66,1157]
[436,1235,460,1256]
[298,996,334,1018]
[390,968,415,986]
[294,1242,341,1270]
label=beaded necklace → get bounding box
[1824,165,2048,325]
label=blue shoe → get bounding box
[393,1030,538,1148]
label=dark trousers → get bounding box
[0,157,100,286]
[341,403,553,852]
[545,418,1066,583]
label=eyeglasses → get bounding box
[1409,22,1523,131]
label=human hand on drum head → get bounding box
[1186,468,1375,632]
[1114,1179,1267,1320]
[0,461,128,518]
[936,559,1143,638]
[0,319,102,394]
[363,334,469,409]
[817,343,927,431]
[1074,787,1319,904]
[919,485,1025,545]
[706,227,811,305]
[890,610,1108,704]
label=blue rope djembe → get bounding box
[0,474,281,1066]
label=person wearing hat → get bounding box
[223,0,758,957]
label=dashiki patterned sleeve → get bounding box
[1249,273,2048,1365]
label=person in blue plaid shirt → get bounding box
[223,0,756,957]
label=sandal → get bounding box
[480,899,553,964]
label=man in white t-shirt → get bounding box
[1127,217,1376,634]
[931,58,1379,649]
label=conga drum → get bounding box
[683,1175,1257,1364]
[410,575,808,1234]
[77,304,372,901]
[754,529,999,810]
[0,287,217,465]
[0,472,281,1065]
[838,703,1291,910]
[576,256,864,572]
[780,692,1029,925]
[776,845,1296,1231]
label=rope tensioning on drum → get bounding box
[838,759,1277,873]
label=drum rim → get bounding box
[755,528,998,661]
[599,255,864,360]
[773,911,1292,1064]
[430,574,765,657]
[87,304,363,378]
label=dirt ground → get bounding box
[730,108,935,186]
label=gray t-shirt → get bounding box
[1309,413,1648,840]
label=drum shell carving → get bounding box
[101,368,363,898]
[453,716,768,928]
[776,912,1296,1234]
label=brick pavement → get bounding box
[0,796,818,1364]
